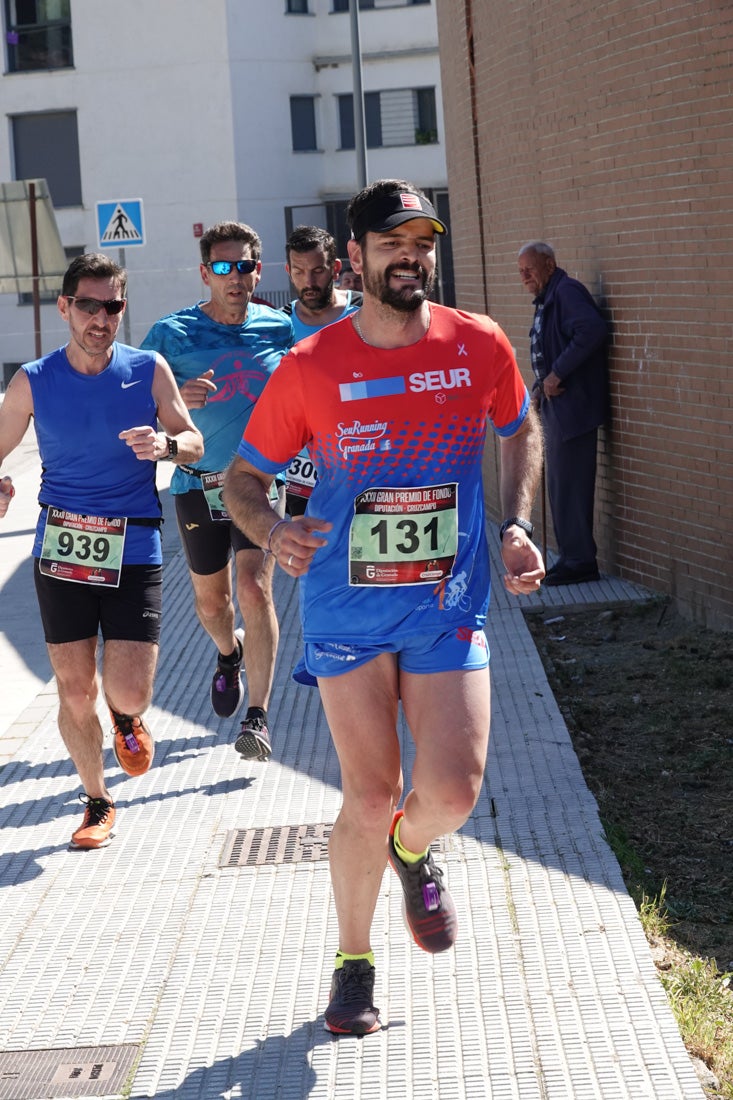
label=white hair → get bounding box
[518,240,556,261]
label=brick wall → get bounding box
[436,0,733,629]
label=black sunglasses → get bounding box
[66,296,126,316]
[206,259,258,276]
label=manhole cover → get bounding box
[221,822,333,867]
[0,1044,139,1099]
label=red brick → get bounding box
[436,0,733,629]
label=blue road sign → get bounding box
[96,199,145,248]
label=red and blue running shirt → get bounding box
[237,303,530,643]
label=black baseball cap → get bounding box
[350,190,448,240]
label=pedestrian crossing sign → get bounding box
[96,199,145,249]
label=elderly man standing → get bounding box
[518,241,609,585]
[224,179,545,1035]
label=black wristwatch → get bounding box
[499,516,534,542]
[165,436,178,459]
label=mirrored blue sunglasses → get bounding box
[206,259,258,276]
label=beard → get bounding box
[361,258,435,313]
[297,278,334,312]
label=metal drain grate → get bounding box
[220,823,460,869]
[221,822,334,867]
[0,1044,139,1099]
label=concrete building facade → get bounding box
[1,0,447,369]
[436,0,733,629]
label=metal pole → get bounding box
[541,460,547,565]
[29,181,42,359]
[349,0,368,188]
[119,247,131,344]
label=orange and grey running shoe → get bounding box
[388,810,458,953]
[324,959,381,1035]
[70,795,116,849]
[110,710,154,777]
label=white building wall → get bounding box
[0,0,446,367]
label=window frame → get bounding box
[332,0,375,11]
[415,86,438,145]
[338,86,438,150]
[4,0,74,73]
[338,91,381,149]
[11,109,83,208]
[289,95,318,153]
[332,0,429,10]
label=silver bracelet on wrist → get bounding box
[266,518,289,555]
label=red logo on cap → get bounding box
[399,193,422,211]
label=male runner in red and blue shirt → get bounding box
[223,179,545,1035]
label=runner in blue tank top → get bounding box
[0,253,202,850]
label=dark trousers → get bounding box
[542,414,598,568]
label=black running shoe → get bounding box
[235,711,272,761]
[388,810,458,953]
[210,628,245,718]
[324,959,381,1035]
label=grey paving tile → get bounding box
[0,528,705,1099]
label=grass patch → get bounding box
[636,886,733,1097]
[662,955,733,1096]
[527,601,733,1097]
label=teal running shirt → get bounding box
[141,302,292,494]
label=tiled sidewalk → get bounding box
[0,433,705,1098]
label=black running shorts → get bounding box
[34,560,163,645]
[174,485,286,576]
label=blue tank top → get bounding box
[288,291,361,344]
[24,343,162,564]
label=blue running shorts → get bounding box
[303,626,490,681]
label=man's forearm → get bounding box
[162,428,204,464]
[223,457,280,550]
[499,406,543,519]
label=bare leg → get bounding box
[397,666,491,854]
[102,638,158,717]
[47,637,109,800]
[233,547,278,710]
[187,549,278,710]
[318,654,403,955]
[319,660,491,955]
[188,564,237,657]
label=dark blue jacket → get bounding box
[534,267,609,441]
